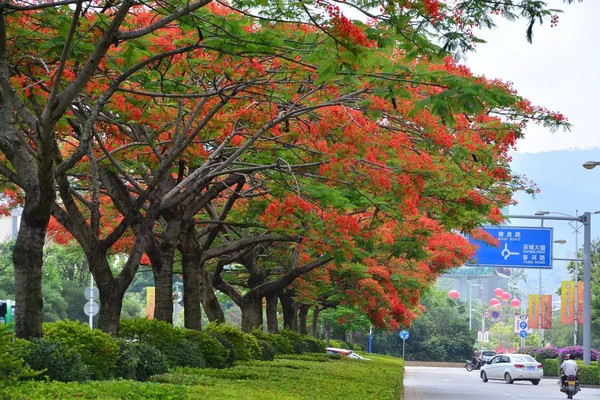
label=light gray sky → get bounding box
[464,0,600,154]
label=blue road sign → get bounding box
[400,330,409,340]
[520,321,528,330]
[468,226,553,269]
[520,330,528,338]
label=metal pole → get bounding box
[469,283,473,331]
[538,219,543,347]
[402,339,405,359]
[89,274,94,330]
[368,326,372,353]
[582,212,591,365]
[574,210,579,346]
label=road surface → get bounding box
[404,366,600,400]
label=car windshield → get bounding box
[511,355,536,363]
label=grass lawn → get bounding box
[1,353,403,400]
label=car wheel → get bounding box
[481,371,488,383]
[504,373,513,384]
[531,379,540,385]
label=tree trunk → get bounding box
[200,268,224,323]
[298,304,309,335]
[240,294,263,333]
[13,219,47,338]
[266,294,278,333]
[280,291,298,331]
[152,244,175,323]
[97,278,126,335]
[182,249,203,330]
[311,307,320,338]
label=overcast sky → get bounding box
[464,0,600,154]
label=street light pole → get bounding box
[469,282,483,331]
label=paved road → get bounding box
[404,366,600,400]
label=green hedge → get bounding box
[205,323,261,361]
[540,358,559,377]
[578,363,600,385]
[43,320,118,380]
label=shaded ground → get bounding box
[405,361,464,368]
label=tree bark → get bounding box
[200,268,225,323]
[298,304,309,335]
[266,293,279,333]
[13,218,47,338]
[280,290,298,331]
[181,247,203,330]
[311,306,320,338]
[240,294,263,333]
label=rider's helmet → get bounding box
[474,350,479,355]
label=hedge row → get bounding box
[1,319,327,384]
[518,345,599,361]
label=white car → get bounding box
[480,353,543,385]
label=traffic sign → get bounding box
[483,311,491,318]
[519,321,528,330]
[491,311,499,318]
[85,286,99,301]
[84,301,99,316]
[468,226,553,269]
[400,330,409,340]
[519,330,528,338]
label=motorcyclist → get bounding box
[472,350,482,368]
[560,353,579,391]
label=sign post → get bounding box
[400,330,409,359]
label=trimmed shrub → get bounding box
[252,330,294,354]
[540,358,559,377]
[43,320,118,380]
[517,346,559,359]
[180,329,230,369]
[0,325,39,384]
[279,329,326,354]
[578,363,600,385]
[210,333,237,368]
[328,339,349,349]
[115,340,167,381]
[24,338,90,382]
[257,339,276,361]
[118,318,180,350]
[205,323,261,361]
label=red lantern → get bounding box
[448,290,460,299]
[501,292,511,301]
[494,287,504,297]
[489,298,501,306]
[510,299,521,308]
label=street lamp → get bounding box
[582,161,600,170]
[469,282,483,331]
[537,211,582,346]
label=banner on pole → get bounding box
[561,281,575,324]
[146,287,155,320]
[528,295,539,329]
[541,294,552,329]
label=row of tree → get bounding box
[0,0,572,338]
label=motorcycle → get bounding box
[465,359,485,372]
[560,375,580,399]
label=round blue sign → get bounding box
[519,321,528,330]
[519,330,528,338]
[400,330,409,340]
[491,311,500,318]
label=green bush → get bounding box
[540,358,559,376]
[115,339,167,381]
[257,339,276,361]
[209,333,237,367]
[252,330,294,354]
[24,338,90,382]
[181,329,230,369]
[278,329,325,354]
[578,363,600,385]
[328,339,348,349]
[205,323,261,361]
[0,324,38,384]
[43,320,118,380]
